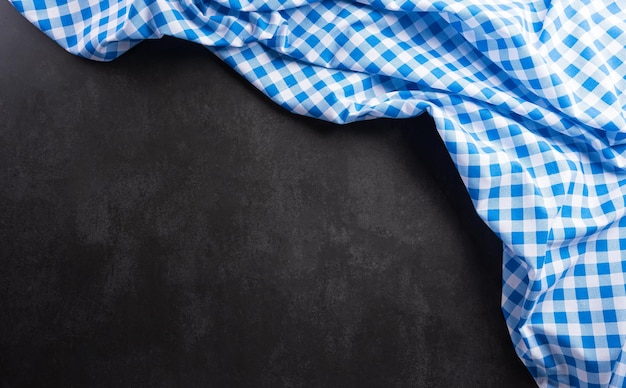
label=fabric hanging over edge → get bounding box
[10,0,626,386]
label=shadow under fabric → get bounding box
[10,0,626,386]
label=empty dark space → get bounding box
[0,2,535,387]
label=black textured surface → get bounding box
[0,2,535,387]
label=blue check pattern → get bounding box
[11,0,626,385]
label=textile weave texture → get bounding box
[10,0,626,386]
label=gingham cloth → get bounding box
[10,0,626,386]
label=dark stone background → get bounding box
[0,2,535,387]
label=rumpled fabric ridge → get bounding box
[11,0,626,386]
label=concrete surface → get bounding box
[0,1,535,386]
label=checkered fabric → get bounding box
[10,0,626,386]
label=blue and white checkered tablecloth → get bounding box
[10,0,626,386]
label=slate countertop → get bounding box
[0,2,535,386]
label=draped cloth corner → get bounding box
[12,0,626,385]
